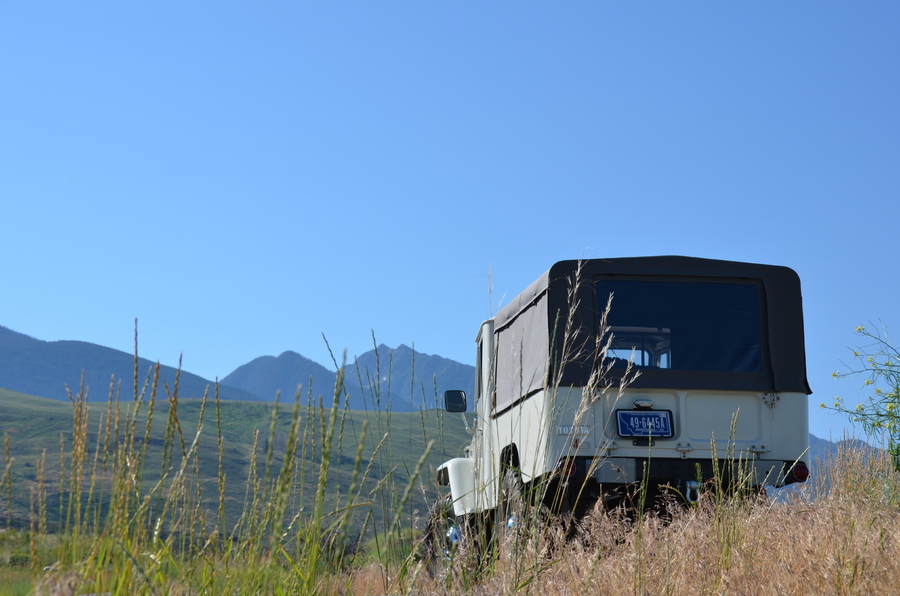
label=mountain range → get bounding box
[0,325,475,412]
[0,325,261,402]
[221,343,477,411]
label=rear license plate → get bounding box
[616,410,673,438]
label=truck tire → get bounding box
[496,468,522,541]
[422,495,463,576]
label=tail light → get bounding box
[556,458,577,477]
[789,462,810,484]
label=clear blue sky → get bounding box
[2,2,898,441]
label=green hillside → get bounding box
[0,384,470,542]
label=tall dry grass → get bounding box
[417,440,900,596]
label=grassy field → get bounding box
[2,373,899,595]
[0,363,473,594]
[0,380,470,533]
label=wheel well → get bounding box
[500,445,520,474]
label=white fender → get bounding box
[437,457,476,517]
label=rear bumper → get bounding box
[545,455,808,513]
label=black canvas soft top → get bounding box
[492,256,811,399]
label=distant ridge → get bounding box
[221,343,477,412]
[0,325,262,402]
[344,343,476,412]
[0,324,476,411]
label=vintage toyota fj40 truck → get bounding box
[433,257,811,538]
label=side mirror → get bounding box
[443,390,467,413]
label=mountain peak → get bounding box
[224,343,475,412]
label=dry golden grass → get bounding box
[414,444,900,596]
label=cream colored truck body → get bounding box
[438,257,811,517]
